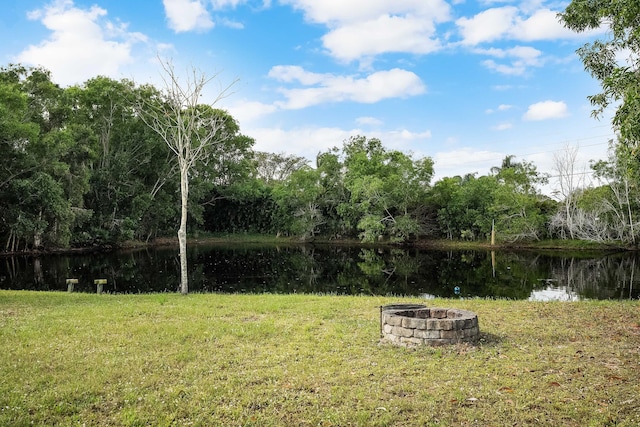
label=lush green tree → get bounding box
[316,149,351,238]
[431,174,498,241]
[1,62,255,253]
[272,165,325,240]
[199,119,268,235]
[559,0,640,145]
[341,136,434,242]
[491,156,550,242]
[0,65,40,192]
[429,176,463,239]
[0,65,79,250]
[268,136,434,242]
[66,76,179,245]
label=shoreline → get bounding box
[0,234,633,257]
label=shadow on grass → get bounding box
[477,331,503,347]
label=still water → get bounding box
[1,243,638,300]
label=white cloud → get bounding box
[210,0,247,8]
[322,14,443,62]
[457,6,605,46]
[163,0,214,32]
[15,0,145,86]
[492,122,513,130]
[523,100,569,121]
[512,8,578,41]
[226,99,279,125]
[248,125,432,162]
[249,127,356,161]
[478,45,543,75]
[388,129,432,142]
[280,0,450,62]
[356,116,384,126]
[217,17,245,29]
[432,147,504,180]
[457,6,518,45]
[487,104,513,113]
[281,0,449,24]
[268,66,426,109]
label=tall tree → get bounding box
[0,64,80,250]
[138,59,236,294]
[559,0,640,145]
[272,165,325,240]
[342,136,434,242]
[491,156,550,242]
[66,76,177,245]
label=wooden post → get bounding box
[66,278,78,293]
[94,279,107,294]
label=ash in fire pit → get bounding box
[380,304,479,346]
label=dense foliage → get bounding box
[559,0,640,146]
[558,0,640,245]
[1,63,639,251]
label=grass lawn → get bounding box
[1,291,639,426]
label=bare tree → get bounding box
[552,145,587,239]
[138,59,236,294]
[591,145,640,245]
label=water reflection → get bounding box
[529,285,580,302]
[0,243,638,300]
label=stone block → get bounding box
[392,326,414,338]
[414,329,441,339]
[465,326,479,338]
[441,329,464,340]
[438,319,455,330]
[385,314,403,326]
[414,309,431,318]
[402,317,427,329]
[431,308,448,319]
[383,324,394,334]
[426,319,438,330]
[447,309,461,319]
[462,317,477,329]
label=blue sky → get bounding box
[1,0,616,194]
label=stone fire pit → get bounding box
[381,304,479,346]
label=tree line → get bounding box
[1,60,639,252]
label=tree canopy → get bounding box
[2,60,640,254]
[559,0,640,145]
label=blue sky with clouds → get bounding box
[1,0,616,194]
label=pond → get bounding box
[1,243,638,300]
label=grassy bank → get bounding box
[1,291,639,426]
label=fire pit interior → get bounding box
[381,304,479,346]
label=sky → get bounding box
[0,0,617,195]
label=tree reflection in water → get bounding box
[1,245,638,300]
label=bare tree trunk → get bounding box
[179,162,189,294]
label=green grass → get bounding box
[1,291,640,426]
